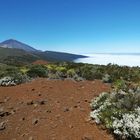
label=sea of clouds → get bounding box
[74,54,140,67]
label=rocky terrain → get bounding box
[0,78,113,140]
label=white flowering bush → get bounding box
[90,88,140,139]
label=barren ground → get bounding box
[0,78,114,140]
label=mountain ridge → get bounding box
[0,39,86,65]
[0,39,37,52]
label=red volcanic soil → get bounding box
[32,60,49,65]
[0,79,114,140]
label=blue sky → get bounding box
[0,0,140,54]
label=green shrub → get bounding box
[67,69,76,78]
[77,65,103,80]
[0,65,20,78]
[47,64,57,74]
[27,65,48,78]
[113,79,126,91]
[55,66,67,78]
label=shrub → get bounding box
[47,64,57,74]
[78,65,103,80]
[90,88,140,139]
[0,65,29,86]
[55,66,67,78]
[0,65,20,78]
[20,67,29,74]
[113,79,127,91]
[47,73,60,79]
[102,74,111,83]
[66,68,77,78]
[27,65,48,78]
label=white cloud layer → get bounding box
[75,54,140,67]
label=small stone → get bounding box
[38,93,42,96]
[56,100,60,103]
[27,100,34,105]
[32,118,39,125]
[79,108,85,112]
[55,114,61,119]
[88,101,91,103]
[31,88,35,91]
[84,99,88,102]
[28,136,34,140]
[74,105,78,108]
[0,122,6,131]
[33,103,38,107]
[85,117,91,123]
[46,110,51,113]
[38,100,46,105]
[11,110,16,115]
[21,117,25,121]
[21,133,26,137]
[4,97,10,102]
[82,134,94,140]
[63,107,69,112]
[77,101,81,104]
[69,125,73,129]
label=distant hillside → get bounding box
[0,47,39,66]
[0,39,37,52]
[0,39,86,66]
[34,51,86,62]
